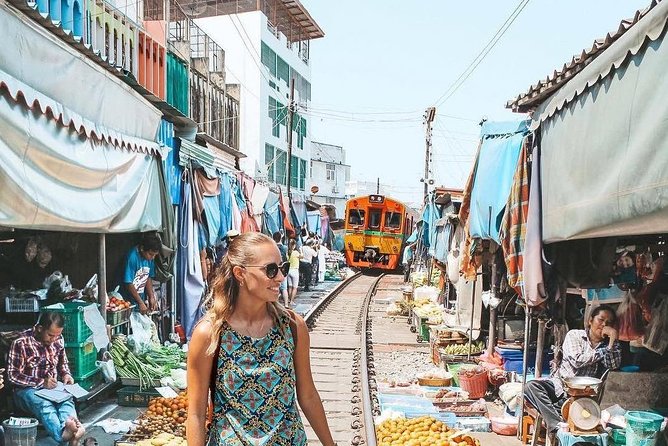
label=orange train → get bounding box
[343,195,415,270]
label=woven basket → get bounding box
[417,377,452,387]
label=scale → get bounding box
[561,377,603,434]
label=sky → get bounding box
[300,0,649,207]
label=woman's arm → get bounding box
[292,314,336,446]
[186,320,216,446]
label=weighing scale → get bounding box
[561,377,603,434]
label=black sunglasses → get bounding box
[243,261,290,279]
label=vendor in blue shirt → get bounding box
[122,233,160,315]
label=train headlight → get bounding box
[392,246,398,252]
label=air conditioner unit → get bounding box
[332,186,339,194]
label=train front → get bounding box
[343,195,406,270]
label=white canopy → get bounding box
[534,2,668,242]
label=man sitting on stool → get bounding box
[7,312,85,446]
[524,305,621,444]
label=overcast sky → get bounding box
[300,0,649,206]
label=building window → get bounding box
[261,41,277,77]
[265,144,275,182]
[299,159,307,190]
[104,23,110,58]
[326,163,335,181]
[290,155,299,188]
[113,28,118,63]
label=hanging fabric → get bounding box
[250,183,270,230]
[499,140,529,297]
[263,191,282,236]
[177,173,205,338]
[154,161,177,282]
[218,173,233,240]
[279,189,296,238]
[458,142,483,281]
[523,145,546,306]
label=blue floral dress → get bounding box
[208,314,307,445]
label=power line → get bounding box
[432,0,532,108]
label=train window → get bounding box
[385,211,401,229]
[348,209,365,226]
[369,210,382,230]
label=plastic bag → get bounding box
[644,296,668,355]
[129,312,160,354]
[617,291,645,341]
[96,352,117,383]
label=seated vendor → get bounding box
[7,312,86,446]
[524,305,621,440]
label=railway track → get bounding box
[301,272,386,446]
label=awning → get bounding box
[0,88,163,232]
[468,121,528,243]
[178,138,237,172]
[0,4,162,151]
[538,3,668,242]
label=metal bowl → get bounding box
[562,376,602,390]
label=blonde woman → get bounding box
[186,232,336,446]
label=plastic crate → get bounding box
[106,306,134,326]
[43,301,95,344]
[74,368,102,391]
[5,296,40,313]
[117,386,161,407]
[65,340,98,379]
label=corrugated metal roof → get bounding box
[507,0,661,113]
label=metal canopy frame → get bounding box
[176,0,324,42]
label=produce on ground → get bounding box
[375,415,480,446]
[129,432,187,446]
[130,393,188,440]
[111,336,186,389]
[442,341,485,356]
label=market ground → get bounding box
[34,280,343,445]
[34,277,522,446]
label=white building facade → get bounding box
[196,2,323,194]
[310,141,350,217]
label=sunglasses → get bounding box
[243,261,290,279]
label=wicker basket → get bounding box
[417,377,452,387]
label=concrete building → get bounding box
[194,1,324,194]
[310,141,350,217]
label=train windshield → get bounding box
[348,209,365,226]
[385,211,401,229]
[369,210,382,230]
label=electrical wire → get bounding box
[432,0,532,108]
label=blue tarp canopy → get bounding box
[468,120,528,243]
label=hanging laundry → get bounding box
[230,189,242,233]
[250,183,270,230]
[195,169,220,196]
[203,197,221,247]
[263,191,282,236]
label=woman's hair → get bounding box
[288,239,297,255]
[590,304,618,326]
[203,232,290,355]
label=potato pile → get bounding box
[376,416,480,446]
[132,392,188,439]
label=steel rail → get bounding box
[303,271,362,326]
[360,273,383,446]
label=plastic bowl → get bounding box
[490,416,518,436]
[621,365,640,372]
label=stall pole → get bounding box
[534,318,546,378]
[517,306,532,440]
[487,260,498,357]
[98,233,107,323]
[467,272,478,361]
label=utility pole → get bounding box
[286,78,295,200]
[423,107,436,202]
